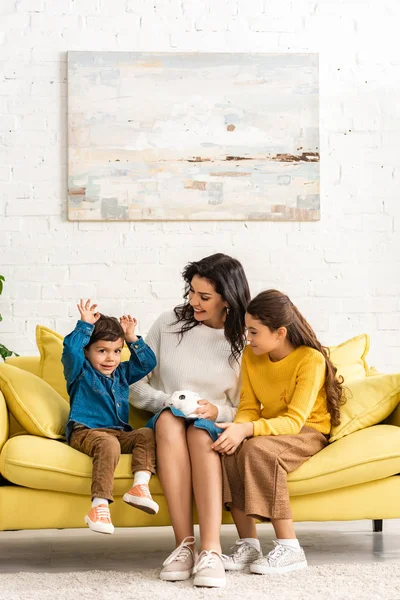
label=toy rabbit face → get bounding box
[165,390,201,419]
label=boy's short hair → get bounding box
[85,314,124,349]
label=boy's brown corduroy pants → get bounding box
[69,427,156,503]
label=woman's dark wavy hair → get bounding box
[84,315,125,349]
[173,253,251,365]
[247,290,345,427]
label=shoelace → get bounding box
[267,541,288,561]
[134,484,151,498]
[162,536,195,566]
[94,505,111,521]
[221,540,248,561]
[193,550,221,573]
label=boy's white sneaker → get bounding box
[84,504,114,535]
[222,539,263,571]
[250,541,307,574]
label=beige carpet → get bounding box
[1,564,399,600]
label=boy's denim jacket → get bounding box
[62,320,157,443]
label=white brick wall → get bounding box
[1,0,399,371]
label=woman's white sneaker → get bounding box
[193,550,226,588]
[250,541,308,574]
[159,536,197,581]
[222,539,263,571]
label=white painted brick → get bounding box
[13,301,69,318]
[0,217,22,232]
[13,266,68,282]
[7,282,42,300]
[16,0,44,11]
[0,166,12,182]
[378,313,400,331]
[2,249,49,265]
[41,283,97,300]
[341,297,398,314]
[0,116,17,131]
[69,264,127,282]
[6,199,61,217]
[97,281,151,299]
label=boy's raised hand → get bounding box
[120,314,138,343]
[77,299,100,324]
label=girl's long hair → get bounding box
[173,253,251,365]
[247,290,345,426]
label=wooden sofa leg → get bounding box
[373,519,383,532]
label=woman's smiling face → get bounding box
[188,274,228,329]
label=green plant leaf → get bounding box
[0,275,4,296]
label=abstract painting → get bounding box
[68,52,319,221]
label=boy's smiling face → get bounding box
[85,338,124,375]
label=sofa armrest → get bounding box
[5,356,40,376]
[386,403,400,428]
[0,390,9,452]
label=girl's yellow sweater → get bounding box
[235,345,331,436]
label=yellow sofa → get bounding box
[1,334,400,532]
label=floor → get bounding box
[1,520,400,573]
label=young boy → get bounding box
[62,298,158,535]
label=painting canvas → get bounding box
[67,52,319,221]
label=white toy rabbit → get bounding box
[163,390,201,419]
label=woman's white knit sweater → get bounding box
[129,310,241,423]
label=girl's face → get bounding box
[245,313,285,356]
[189,274,228,329]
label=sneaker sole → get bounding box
[193,576,226,588]
[250,560,308,575]
[84,515,114,535]
[123,493,159,515]
[159,570,193,581]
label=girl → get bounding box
[212,289,344,574]
[129,253,251,588]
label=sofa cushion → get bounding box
[0,435,163,496]
[286,424,400,495]
[35,325,131,402]
[2,426,400,499]
[328,334,370,382]
[329,373,400,442]
[0,364,69,440]
[36,325,69,401]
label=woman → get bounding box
[129,253,250,588]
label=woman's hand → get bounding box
[212,422,254,455]
[194,400,219,421]
[120,314,138,343]
[77,299,100,324]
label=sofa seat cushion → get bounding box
[2,426,400,499]
[0,435,164,497]
[287,425,400,496]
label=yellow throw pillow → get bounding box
[329,373,400,443]
[328,334,370,382]
[36,325,130,402]
[36,325,69,401]
[0,363,69,439]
